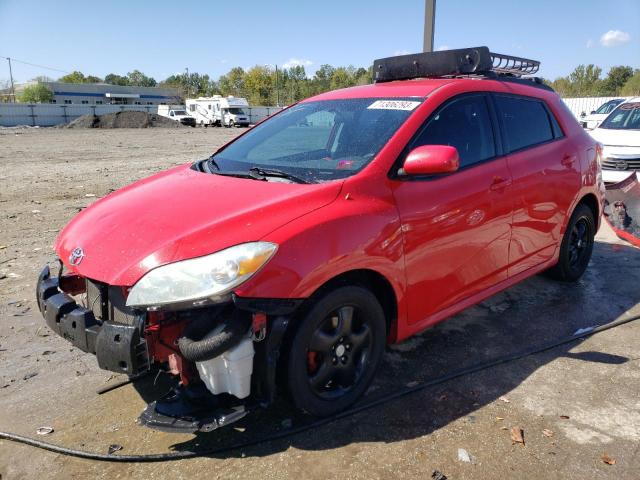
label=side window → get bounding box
[547,107,563,139]
[412,95,496,169]
[495,96,554,152]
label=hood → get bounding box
[590,128,640,150]
[55,164,342,286]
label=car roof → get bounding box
[305,79,455,101]
[303,77,551,102]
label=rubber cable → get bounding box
[1,313,638,463]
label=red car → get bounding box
[36,48,604,432]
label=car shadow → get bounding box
[139,237,640,458]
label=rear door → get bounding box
[392,93,513,327]
[492,94,579,276]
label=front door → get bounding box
[392,93,513,327]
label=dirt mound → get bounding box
[62,111,183,129]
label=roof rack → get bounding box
[373,46,540,83]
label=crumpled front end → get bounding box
[36,261,300,433]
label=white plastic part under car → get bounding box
[195,326,255,399]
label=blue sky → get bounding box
[0,0,638,84]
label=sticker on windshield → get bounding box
[367,100,421,111]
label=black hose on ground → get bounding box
[1,313,638,463]
[177,309,252,363]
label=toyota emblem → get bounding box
[69,247,85,266]
[614,160,628,171]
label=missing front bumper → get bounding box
[36,265,150,376]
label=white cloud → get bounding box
[436,45,450,51]
[586,39,595,48]
[394,49,410,56]
[600,30,631,47]
[282,58,313,69]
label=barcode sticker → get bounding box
[367,100,421,111]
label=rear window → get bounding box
[495,96,554,152]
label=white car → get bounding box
[580,98,624,130]
[589,97,640,184]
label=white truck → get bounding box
[186,96,251,127]
[157,105,196,127]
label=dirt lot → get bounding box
[1,127,639,479]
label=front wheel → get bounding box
[286,286,386,417]
[546,204,595,281]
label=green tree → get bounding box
[126,70,157,87]
[105,73,130,86]
[244,66,274,105]
[58,71,87,83]
[549,77,575,96]
[218,67,246,97]
[601,66,634,95]
[58,71,102,84]
[19,83,54,103]
[567,64,603,96]
[620,70,640,96]
[312,64,335,95]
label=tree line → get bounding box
[547,65,640,97]
[14,62,640,104]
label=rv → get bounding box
[186,96,251,127]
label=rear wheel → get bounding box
[287,286,386,417]
[547,204,595,281]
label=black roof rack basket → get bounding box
[373,46,540,83]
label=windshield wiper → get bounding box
[248,167,310,184]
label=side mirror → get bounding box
[400,145,460,176]
[590,110,596,115]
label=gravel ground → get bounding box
[0,127,639,479]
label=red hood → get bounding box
[55,164,342,286]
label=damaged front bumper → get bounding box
[36,265,150,376]
[36,262,302,432]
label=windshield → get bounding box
[595,100,622,115]
[228,108,246,114]
[173,110,188,116]
[213,98,422,183]
[600,102,640,130]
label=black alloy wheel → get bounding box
[287,286,386,416]
[547,204,595,281]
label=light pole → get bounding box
[7,57,15,102]
[275,64,280,107]
[423,0,436,52]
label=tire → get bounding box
[286,286,386,417]
[546,204,595,281]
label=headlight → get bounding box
[126,242,277,308]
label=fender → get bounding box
[235,177,408,340]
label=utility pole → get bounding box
[423,0,436,52]
[275,64,280,107]
[7,57,15,102]
[184,67,190,99]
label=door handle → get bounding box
[490,176,512,191]
[561,154,576,167]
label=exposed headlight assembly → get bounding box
[126,242,277,308]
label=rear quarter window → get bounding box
[495,96,555,152]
